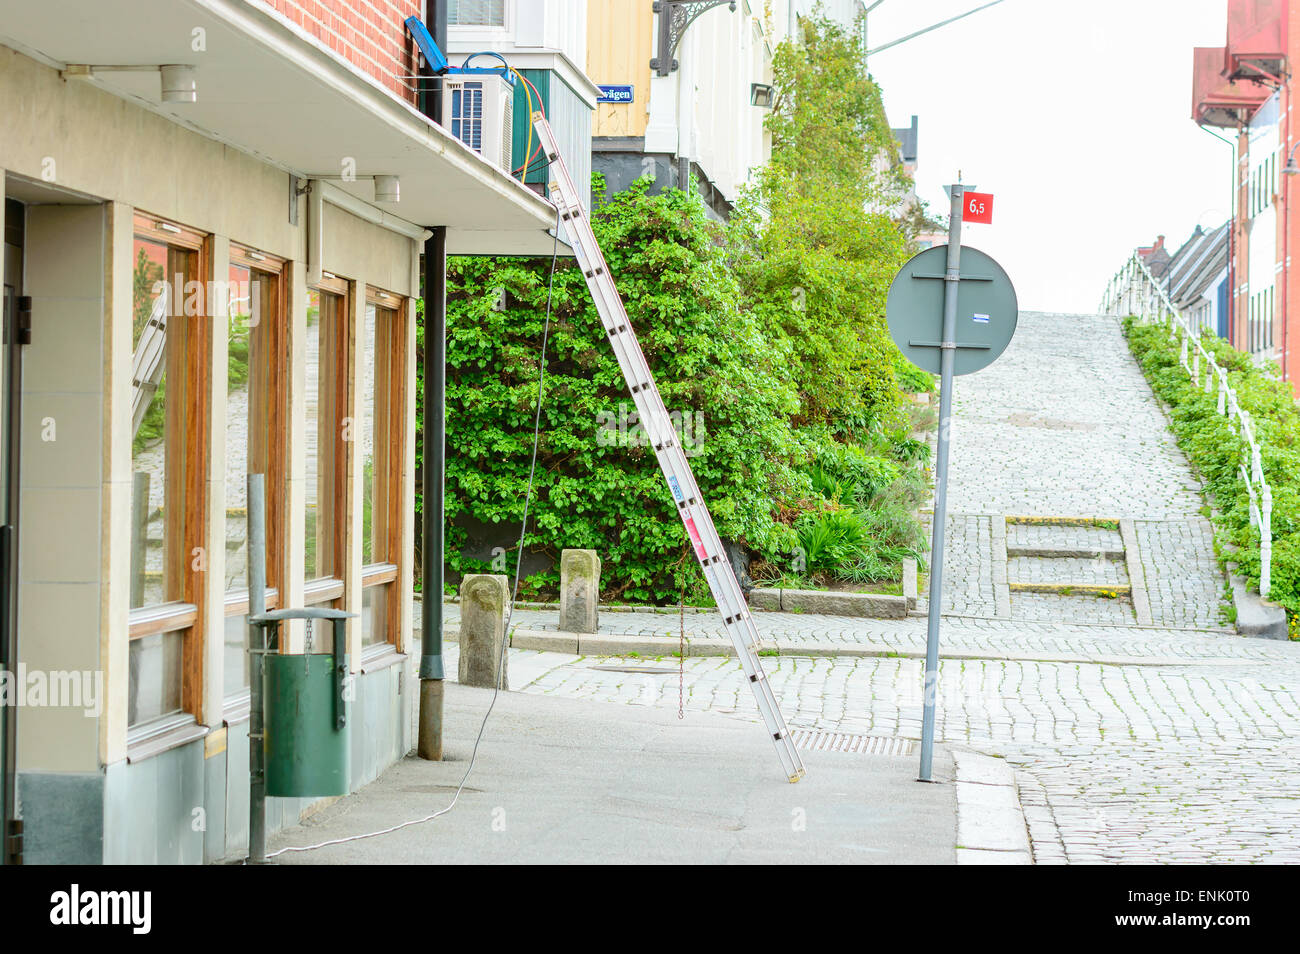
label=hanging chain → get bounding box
[678,584,685,720]
[304,618,313,676]
[677,550,687,720]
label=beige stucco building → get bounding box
[0,0,557,863]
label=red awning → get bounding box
[1224,0,1287,83]
[1194,46,1269,128]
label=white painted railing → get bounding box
[1101,252,1273,600]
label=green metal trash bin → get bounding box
[252,608,353,798]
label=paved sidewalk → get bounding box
[269,681,958,864]
[367,311,1294,864]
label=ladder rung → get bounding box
[531,111,804,783]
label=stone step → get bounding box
[1005,515,1122,528]
[1006,545,1124,560]
[1005,520,1124,556]
[1007,553,1130,588]
[1009,581,1132,597]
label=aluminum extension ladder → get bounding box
[531,113,805,782]
[131,288,169,437]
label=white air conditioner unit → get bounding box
[445,69,514,174]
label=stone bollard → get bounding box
[559,548,601,634]
[458,574,509,690]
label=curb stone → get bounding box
[1119,519,1155,626]
[749,586,907,619]
[991,516,1011,618]
[1230,574,1289,639]
[953,750,1031,864]
[489,626,1254,667]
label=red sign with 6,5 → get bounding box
[962,191,993,224]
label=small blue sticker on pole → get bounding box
[668,476,685,503]
[972,313,990,324]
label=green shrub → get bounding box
[795,509,870,574]
[892,351,937,396]
[807,438,900,505]
[439,178,805,603]
[1124,317,1299,630]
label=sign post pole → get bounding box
[918,184,966,782]
[884,183,1015,783]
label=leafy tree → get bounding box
[731,12,913,435]
[132,246,163,345]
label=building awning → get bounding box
[1193,47,1269,128]
[1224,0,1287,83]
[0,0,569,256]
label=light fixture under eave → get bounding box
[373,175,401,203]
[750,83,774,108]
[62,63,198,104]
[160,65,197,103]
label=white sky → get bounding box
[865,0,1231,313]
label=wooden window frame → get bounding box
[361,288,408,648]
[220,248,287,705]
[225,244,289,613]
[307,275,350,589]
[128,211,212,725]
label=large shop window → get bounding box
[223,245,287,700]
[360,290,407,649]
[128,213,210,732]
[304,277,349,634]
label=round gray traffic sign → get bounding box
[886,245,1018,376]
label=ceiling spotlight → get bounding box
[160,65,197,103]
[374,175,401,203]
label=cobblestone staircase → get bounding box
[919,511,1229,632]
[1004,517,1135,625]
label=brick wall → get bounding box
[260,0,423,104]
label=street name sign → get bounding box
[596,84,634,103]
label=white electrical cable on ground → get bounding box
[266,212,562,860]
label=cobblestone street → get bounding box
[435,311,1300,864]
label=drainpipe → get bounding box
[417,1,447,760]
[676,26,694,194]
